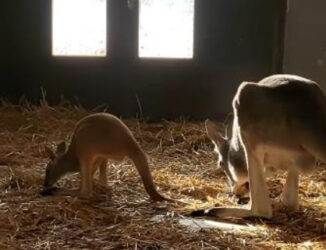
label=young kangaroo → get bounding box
[42,113,168,201]
[194,74,326,219]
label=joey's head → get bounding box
[44,141,68,187]
[205,119,249,197]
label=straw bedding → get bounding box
[0,103,325,249]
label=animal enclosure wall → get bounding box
[284,0,326,88]
[1,0,284,120]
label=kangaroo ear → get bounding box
[56,141,66,155]
[205,119,227,148]
[45,146,56,161]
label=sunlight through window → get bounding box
[139,0,194,59]
[52,0,106,57]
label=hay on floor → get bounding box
[0,103,325,249]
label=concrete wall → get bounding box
[284,0,326,88]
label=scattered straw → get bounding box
[0,103,325,249]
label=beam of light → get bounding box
[52,0,106,57]
[139,0,194,59]
[178,218,268,233]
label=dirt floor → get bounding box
[0,103,325,249]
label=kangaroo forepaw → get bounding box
[189,207,272,219]
[189,208,234,218]
[237,196,250,205]
[189,209,210,217]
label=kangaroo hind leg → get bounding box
[200,141,272,219]
[282,169,299,210]
[79,157,94,199]
[99,159,108,186]
[246,146,273,218]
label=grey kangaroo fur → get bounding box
[196,74,326,219]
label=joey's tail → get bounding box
[129,147,167,201]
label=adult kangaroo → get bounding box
[199,74,326,218]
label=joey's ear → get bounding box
[45,146,56,161]
[56,141,67,155]
[205,119,227,148]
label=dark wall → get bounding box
[1,0,284,120]
[284,0,326,89]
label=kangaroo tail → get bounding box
[129,146,167,201]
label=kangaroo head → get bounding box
[205,119,249,197]
[44,141,68,187]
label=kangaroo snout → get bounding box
[233,181,249,197]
